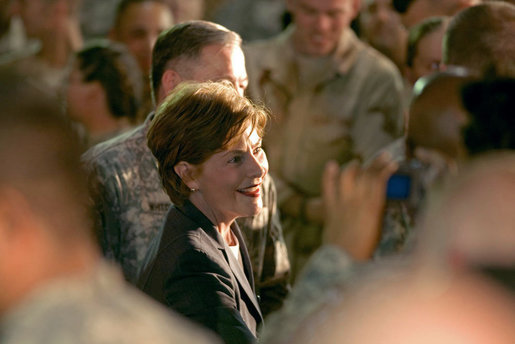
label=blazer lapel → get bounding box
[179,201,263,322]
[225,223,262,321]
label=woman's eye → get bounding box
[253,146,263,155]
[229,155,243,164]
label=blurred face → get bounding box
[164,0,205,23]
[441,171,515,268]
[66,64,98,123]
[190,126,268,224]
[186,43,248,96]
[12,0,51,38]
[112,1,173,74]
[407,27,445,84]
[432,105,469,160]
[401,0,430,28]
[288,0,358,56]
[402,0,475,29]
[360,0,405,50]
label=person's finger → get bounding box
[340,160,360,201]
[322,160,340,211]
[379,159,399,182]
[367,151,393,173]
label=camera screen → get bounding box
[386,173,412,200]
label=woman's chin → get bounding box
[239,201,264,218]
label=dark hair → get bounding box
[114,0,167,28]
[0,67,92,241]
[392,0,416,13]
[407,69,475,159]
[150,20,241,103]
[406,16,448,67]
[443,2,515,76]
[76,40,142,122]
[147,81,269,205]
[461,77,515,155]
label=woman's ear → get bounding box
[174,161,199,190]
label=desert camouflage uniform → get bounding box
[244,27,406,279]
[83,113,290,315]
[0,262,219,344]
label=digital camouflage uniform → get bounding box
[83,114,290,316]
[244,27,406,279]
[0,262,219,344]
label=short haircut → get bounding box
[461,77,515,155]
[406,16,449,67]
[0,67,92,242]
[147,81,269,205]
[113,0,167,28]
[407,69,476,158]
[443,2,515,76]
[76,40,142,122]
[150,20,242,103]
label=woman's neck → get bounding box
[189,195,237,246]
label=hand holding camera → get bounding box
[322,152,398,260]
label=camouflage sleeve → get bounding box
[258,245,355,343]
[255,175,291,316]
[86,158,123,262]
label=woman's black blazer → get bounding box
[138,200,263,344]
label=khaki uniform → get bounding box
[244,26,405,279]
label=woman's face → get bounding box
[66,64,95,123]
[190,125,268,224]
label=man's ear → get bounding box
[174,161,200,190]
[351,0,363,19]
[160,69,182,97]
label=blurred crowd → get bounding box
[0,0,514,343]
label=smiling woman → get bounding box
[139,81,269,344]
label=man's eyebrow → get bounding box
[218,75,249,82]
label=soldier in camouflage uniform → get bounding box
[0,69,217,344]
[244,0,405,279]
[83,21,290,316]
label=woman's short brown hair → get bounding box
[147,81,269,205]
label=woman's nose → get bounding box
[248,151,268,179]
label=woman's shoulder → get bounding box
[159,206,222,254]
